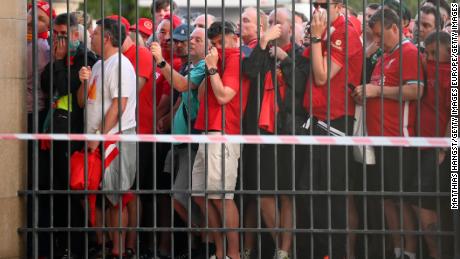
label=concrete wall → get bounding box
[0,1,27,258]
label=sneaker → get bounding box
[273,250,290,259]
[125,248,137,259]
[60,249,78,259]
[242,249,252,259]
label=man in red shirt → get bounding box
[306,0,363,257]
[410,31,451,259]
[353,8,424,259]
[192,21,249,259]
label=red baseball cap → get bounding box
[106,15,131,36]
[28,1,56,19]
[162,14,182,29]
[130,18,154,37]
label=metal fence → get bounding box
[20,0,459,258]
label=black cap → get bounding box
[172,24,194,41]
[207,21,237,39]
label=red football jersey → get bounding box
[194,48,249,134]
[366,39,423,137]
[420,60,451,137]
[303,15,363,121]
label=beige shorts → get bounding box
[191,133,240,199]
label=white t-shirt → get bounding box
[86,53,137,134]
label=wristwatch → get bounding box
[206,66,218,76]
[157,59,167,68]
[311,36,321,44]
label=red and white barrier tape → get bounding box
[0,133,451,147]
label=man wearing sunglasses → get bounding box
[304,0,363,258]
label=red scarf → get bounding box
[259,43,292,133]
[27,32,49,41]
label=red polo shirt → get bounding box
[194,48,249,134]
[303,15,363,121]
[123,44,153,86]
[366,39,423,137]
[137,54,183,134]
[420,61,451,137]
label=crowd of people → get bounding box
[26,0,455,258]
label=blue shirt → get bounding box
[172,60,206,139]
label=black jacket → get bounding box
[242,43,310,134]
[41,45,98,134]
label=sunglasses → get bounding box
[313,2,338,9]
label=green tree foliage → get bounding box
[78,0,151,25]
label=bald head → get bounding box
[189,27,207,61]
[268,8,293,45]
[193,14,215,29]
[269,8,293,26]
[239,7,268,44]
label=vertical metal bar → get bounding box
[273,4,280,257]
[308,2,314,258]
[65,1,73,257]
[415,1,423,258]
[325,1,332,257]
[290,3,297,258]
[203,1,210,257]
[361,1,369,259]
[185,0,192,259]
[255,1,262,258]
[238,0,244,257]
[100,2,107,257]
[185,2,192,258]
[81,2,90,259]
[221,2,227,258]
[378,1,386,257]
[397,3,405,256]
[150,1,158,257]
[169,1,175,257]
[343,2,351,258]
[47,0,55,257]
[434,3,442,259]
[134,0,141,256]
[31,0,39,258]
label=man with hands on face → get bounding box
[78,18,137,257]
[352,8,424,259]
[191,21,249,259]
[40,12,97,257]
[304,0,363,258]
[241,7,310,259]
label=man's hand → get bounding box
[54,37,67,60]
[79,66,92,83]
[157,115,171,133]
[352,83,381,104]
[260,24,282,49]
[87,140,99,152]
[365,40,380,58]
[269,46,288,61]
[311,10,327,38]
[205,47,219,69]
[150,42,164,63]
